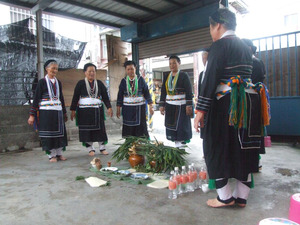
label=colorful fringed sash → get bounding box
[215,76,271,130]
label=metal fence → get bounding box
[0,70,38,105]
[253,31,300,97]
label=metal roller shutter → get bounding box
[139,27,212,59]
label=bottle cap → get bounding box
[175,167,178,170]
[182,166,186,169]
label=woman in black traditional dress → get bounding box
[194,8,267,208]
[116,60,154,138]
[159,55,193,148]
[28,60,68,162]
[70,63,113,156]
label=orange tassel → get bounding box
[260,88,270,126]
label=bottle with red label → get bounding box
[187,165,195,192]
[191,163,199,190]
[174,167,182,194]
[180,166,188,194]
[199,166,207,190]
[168,170,177,199]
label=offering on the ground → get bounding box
[130,173,149,180]
[90,158,102,170]
[100,167,118,172]
[115,170,131,175]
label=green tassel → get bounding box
[103,103,106,121]
[208,179,216,189]
[250,173,254,188]
[75,109,78,127]
[82,142,87,147]
[238,84,247,128]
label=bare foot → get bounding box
[100,150,109,155]
[237,203,246,207]
[57,155,67,161]
[49,157,57,163]
[89,151,95,156]
[206,198,235,208]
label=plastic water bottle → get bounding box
[174,167,182,194]
[191,163,199,190]
[187,165,195,192]
[168,171,177,199]
[199,166,208,192]
[180,166,188,194]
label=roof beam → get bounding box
[0,0,33,8]
[111,0,163,16]
[58,0,144,22]
[0,0,122,28]
[31,0,56,13]
[163,0,185,7]
[45,8,122,28]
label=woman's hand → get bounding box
[28,115,34,126]
[70,111,76,121]
[116,106,121,119]
[194,111,205,132]
[186,105,193,117]
[159,107,165,115]
[149,104,154,115]
[64,113,68,122]
[107,108,113,117]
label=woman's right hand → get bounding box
[70,111,76,121]
[116,106,121,119]
[28,115,34,126]
[159,107,165,115]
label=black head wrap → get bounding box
[124,60,136,68]
[44,59,57,71]
[84,63,96,72]
[169,55,181,64]
[209,8,237,31]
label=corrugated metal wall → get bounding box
[139,27,212,59]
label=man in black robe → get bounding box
[194,8,264,208]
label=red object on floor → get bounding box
[264,136,272,147]
[289,193,300,224]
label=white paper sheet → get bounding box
[85,177,107,187]
[147,180,169,189]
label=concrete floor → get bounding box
[1,113,300,225]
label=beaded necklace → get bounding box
[126,75,138,96]
[165,70,180,95]
[45,75,59,101]
[85,77,98,98]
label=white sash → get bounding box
[215,84,258,100]
[123,96,145,106]
[78,98,102,108]
[39,100,62,111]
[166,94,186,105]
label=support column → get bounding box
[36,9,44,79]
[132,43,139,75]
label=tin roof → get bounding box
[0,0,218,28]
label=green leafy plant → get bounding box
[144,138,188,173]
[75,176,85,181]
[112,136,149,162]
[112,136,189,173]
